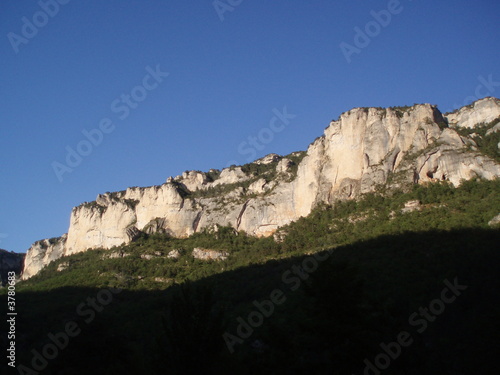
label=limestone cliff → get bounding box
[21,98,500,279]
[445,97,500,128]
[21,235,67,280]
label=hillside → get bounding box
[3,179,500,374]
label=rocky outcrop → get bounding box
[57,262,69,272]
[486,122,500,136]
[20,99,500,279]
[192,248,229,261]
[167,249,181,259]
[255,153,281,164]
[445,97,500,128]
[21,235,67,280]
[488,214,500,227]
[401,200,422,214]
[0,249,24,286]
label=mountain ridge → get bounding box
[20,97,500,279]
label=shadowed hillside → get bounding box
[2,179,500,374]
[3,229,499,374]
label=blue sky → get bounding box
[1,0,499,253]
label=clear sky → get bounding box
[1,0,499,253]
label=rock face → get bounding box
[192,248,229,261]
[446,97,500,129]
[57,262,69,272]
[21,98,500,279]
[488,214,500,227]
[401,200,422,214]
[21,235,67,280]
[167,249,181,259]
[0,249,24,286]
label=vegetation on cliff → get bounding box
[2,179,499,374]
[454,118,500,162]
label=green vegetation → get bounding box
[205,169,221,182]
[74,152,307,209]
[353,105,417,119]
[78,194,139,212]
[239,151,306,180]
[389,105,413,112]
[187,179,253,200]
[3,179,500,374]
[454,118,500,162]
[444,101,476,116]
[186,151,307,200]
[240,160,278,177]
[20,227,280,291]
[12,178,500,291]
[278,179,499,251]
[389,105,414,118]
[79,201,106,213]
[123,199,139,210]
[284,151,307,177]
